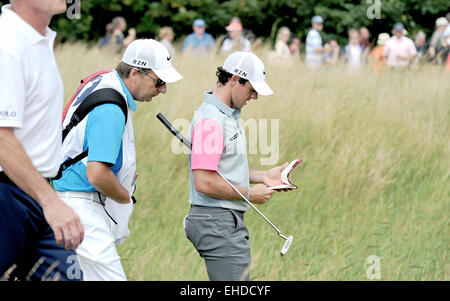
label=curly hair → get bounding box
[215,67,248,86]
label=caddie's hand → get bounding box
[42,197,84,250]
[249,184,275,204]
[263,162,289,187]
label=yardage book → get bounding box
[267,159,302,190]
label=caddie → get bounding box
[52,39,182,281]
[184,51,290,281]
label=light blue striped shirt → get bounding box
[305,29,324,66]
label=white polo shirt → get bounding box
[0,5,64,178]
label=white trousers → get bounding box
[56,191,127,281]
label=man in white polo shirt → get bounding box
[53,39,182,280]
[184,51,290,281]
[0,0,84,280]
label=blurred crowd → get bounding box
[98,13,450,72]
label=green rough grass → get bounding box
[56,43,449,280]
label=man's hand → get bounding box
[86,161,131,204]
[0,127,85,250]
[42,198,84,250]
[249,184,275,204]
[262,162,289,187]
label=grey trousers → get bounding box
[184,205,251,281]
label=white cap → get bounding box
[222,51,274,96]
[436,17,448,27]
[122,39,182,83]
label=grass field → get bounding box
[55,43,449,280]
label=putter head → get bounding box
[280,235,293,255]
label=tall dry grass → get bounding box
[55,42,449,280]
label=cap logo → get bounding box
[233,68,248,77]
[131,58,148,67]
[167,56,171,61]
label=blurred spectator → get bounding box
[324,40,340,65]
[359,26,371,52]
[274,26,292,58]
[289,37,301,60]
[427,17,449,63]
[413,31,429,64]
[112,17,136,49]
[343,29,363,70]
[99,16,136,53]
[221,18,251,52]
[369,32,389,72]
[383,23,417,68]
[428,17,448,63]
[305,15,328,68]
[182,18,215,53]
[359,26,371,63]
[98,23,115,49]
[158,26,176,57]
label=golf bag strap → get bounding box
[62,88,128,141]
[52,88,127,181]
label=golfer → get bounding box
[53,39,182,280]
[184,51,289,281]
[0,1,84,280]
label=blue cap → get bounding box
[393,22,405,31]
[311,15,324,24]
[193,18,206,27]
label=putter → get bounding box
[156,113,293,255]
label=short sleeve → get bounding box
[191,118,224,171]
[85,104,126,165]
[0,48,25,128]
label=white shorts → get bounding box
[56,191,127,281]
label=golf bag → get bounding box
[52,70,128,181]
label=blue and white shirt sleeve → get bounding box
[85,104,125,165]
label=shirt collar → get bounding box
[115,71,137,112]
[1,4,56,46]
[204,91,240,117]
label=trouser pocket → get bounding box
[184,213,212,247]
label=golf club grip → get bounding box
[156,113,192,149]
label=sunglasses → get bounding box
[139,70,165,88]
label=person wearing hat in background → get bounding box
[428,17,449,64]
[183,51,291,281]
[221,18,252,53]
[53,39,182,281]
[182,18,216,54]
[305,15,329,68]
[369,32,390,72]
[383,23,417,68]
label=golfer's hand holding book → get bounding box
[264,159,302,191]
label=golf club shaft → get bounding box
[216,170,281,234]
[156,113,283,235]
